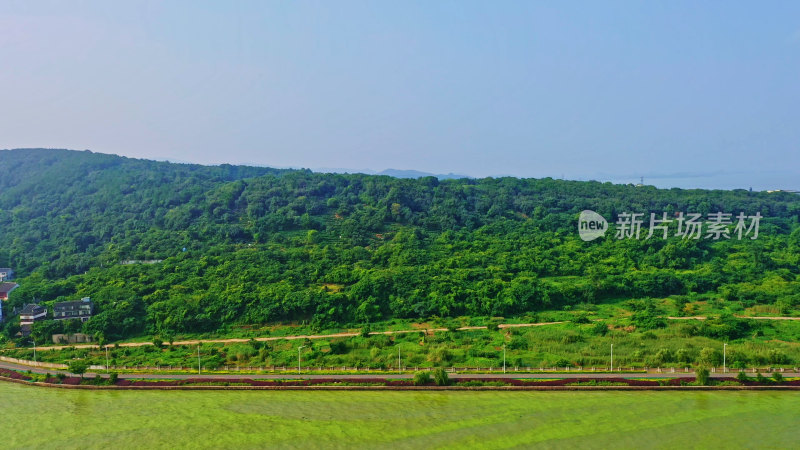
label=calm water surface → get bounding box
[2,382,798,449]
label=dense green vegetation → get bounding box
[9,311,800,371]
[0,148,798,349]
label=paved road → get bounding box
[3,360,797,381]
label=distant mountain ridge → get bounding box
[311,167,470,180]
[375,169,470,180]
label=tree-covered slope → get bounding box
[0,148,798,342]
[0,149,287,277]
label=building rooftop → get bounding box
[20,304,45,315]
[54,299,93,308]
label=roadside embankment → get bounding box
[2,370,799,391]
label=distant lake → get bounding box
[2,382,798,448]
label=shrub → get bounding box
[698,314,749,340]
[674,296,688,315]
[68,360,89,379]
[329,341,348,354]
[695,367,710,386]
[413,371,432,386]
[433,368,450,386]
[755,372,767,384]
[698,347,721,366]
[767,349,789,365]
[553,358,571,368]
[736,371,750,383]
[506,335,527,350]
[566,380,627,386]
[631,303,666,330]
[427,346,452,364]
[677,323,698,338]
[575,302,597,312]
[459,380,508,387]
[591,322,608,336]
[654,348,673,365]
[369,334,392,348]
[772,372,783,383]
[560,333,583,344]
[571,314,591,324]
[108,372,119,385]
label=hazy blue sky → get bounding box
[1,1,798,189]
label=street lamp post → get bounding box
[298,346,306,375]
[197,345,201,375]
[105,346,109,373]
[503,344,506,374]
[723,343,727,373]
[398,345,401,375]
[610,343,613,372]
[32,339,36,363]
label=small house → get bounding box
[0,268,14,282]
[53,297,93,322]
[19,304,47,335]
[0,282,19,301]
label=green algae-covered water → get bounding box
[2,383,798,449]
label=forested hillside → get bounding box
[1,149,798,342]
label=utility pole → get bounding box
[298,346,305,375]
[197,345,201,375]
[610,343,613,372]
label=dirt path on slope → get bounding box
[32,321,567,351]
